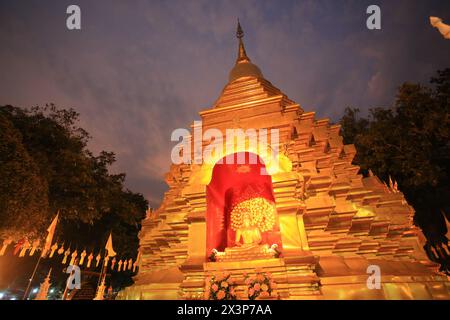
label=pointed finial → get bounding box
[236,18,244,39]
[235,19,250,63]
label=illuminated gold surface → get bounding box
[117,24,450,300]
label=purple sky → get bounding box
[1,0,449,207]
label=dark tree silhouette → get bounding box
[0,104,148,290]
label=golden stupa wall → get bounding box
[117,75,450,300]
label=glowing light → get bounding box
[0,292,4,299]
[195,148,293,186]
[50,289,55,294]
[32,288,38,294]
[352,203,375,218]
[10,297,16,300]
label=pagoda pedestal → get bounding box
[180,254,320,300]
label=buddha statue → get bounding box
[218,196,276,260]
[211,181,278,261]
[235,212,262,246]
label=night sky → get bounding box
[1,0,449,207]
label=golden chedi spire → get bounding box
[236,19,250,63]
[229,20,263,83]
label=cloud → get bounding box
[0,0,449,207]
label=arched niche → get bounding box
[205,152,283,256]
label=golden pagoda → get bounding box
[118,22,450,300]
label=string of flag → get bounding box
[0,213,142,273]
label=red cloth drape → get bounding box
[206,152,282,255]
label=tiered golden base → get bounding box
[176,253,321,300]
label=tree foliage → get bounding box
[0,113,49,240]
[0,104,148,258]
